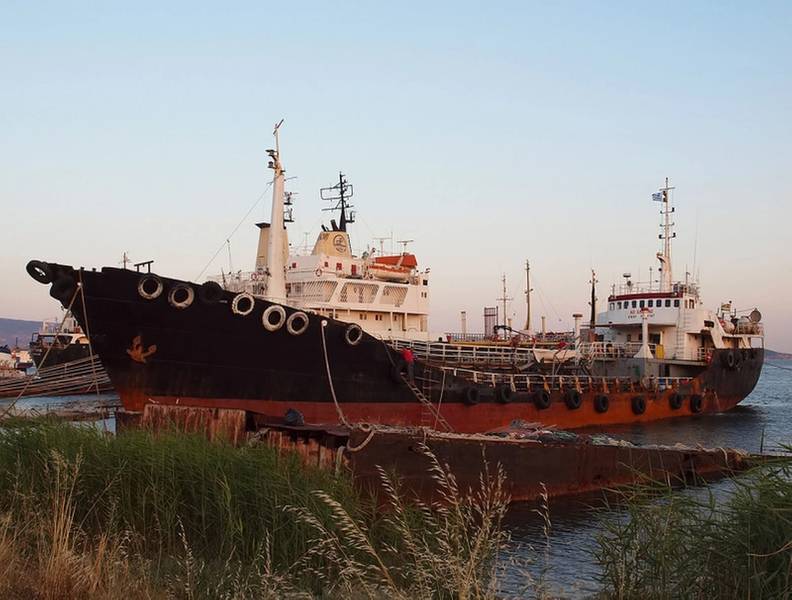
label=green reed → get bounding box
[596,459,792,600]
[0,418,513,599]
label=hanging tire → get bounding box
[669,392,683,410]
[564,389,582,410]
[722,350,736,369]
[286,311,310,336]
[199,281,224,304]
[344,323,363,346]
[594,394,609,414]
[631,395,646,415]
[464,386,480,406]
[262,305,286,331]
[231,292,255,316]
[533,389,551,410]
[138,274,163,300]
[26,260,53,284]
[168,284,194,309]
[690,394,703,413]
[495,384,513,404]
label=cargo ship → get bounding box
[25,129,764,432]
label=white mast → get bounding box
[524,260,533,333]
[264,119,288,303]
[655,177,676,292]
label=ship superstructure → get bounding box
[208,141,431,340]
[581,179,764,378]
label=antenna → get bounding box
[589,269,598,339]
[396,239,414,253]
[653,177,676,292]
[372,236,391,256]
[496,274,513,332]
[524,260,533,332]
[320,172,355,232]
[283,191,296,223]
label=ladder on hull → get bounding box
[401,373,454,432]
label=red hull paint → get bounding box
[131,388,742,433]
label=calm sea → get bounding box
[500,360,792,598]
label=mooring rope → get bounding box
[77,270,101,396]
[433,369,446,431]
[319,320,349,427]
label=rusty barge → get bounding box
[126,404,759,504]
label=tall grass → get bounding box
[596,460,792,599]
[0,419,514,598]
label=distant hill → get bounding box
[0,318,40,348]
[765,349,792,361]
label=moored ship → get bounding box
[25,130,764,432]
[28,311,93,368]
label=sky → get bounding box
[2,2,791,350]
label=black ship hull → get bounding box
[30,262,764,432]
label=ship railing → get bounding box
[579,342,658,359]
[436,365,695,393]
[388,338,534,365]
[612,281,699,297]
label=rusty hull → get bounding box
[120,405,757,504]
[344,428,755,503]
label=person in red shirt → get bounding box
[401,347,415,383]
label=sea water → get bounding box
[500,360,792,598]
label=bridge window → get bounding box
[632,300,637,308]
[665,299,671,307]
[617,301,622,309]
[674,299,680,307]
[648,300,653,307]
[610,303,615,310]
[639,300,645,308]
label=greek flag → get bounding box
[652,191,664,202]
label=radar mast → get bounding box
[654,177,676,292]
[320,172,355,232]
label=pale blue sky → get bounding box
[2,2,791,350]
